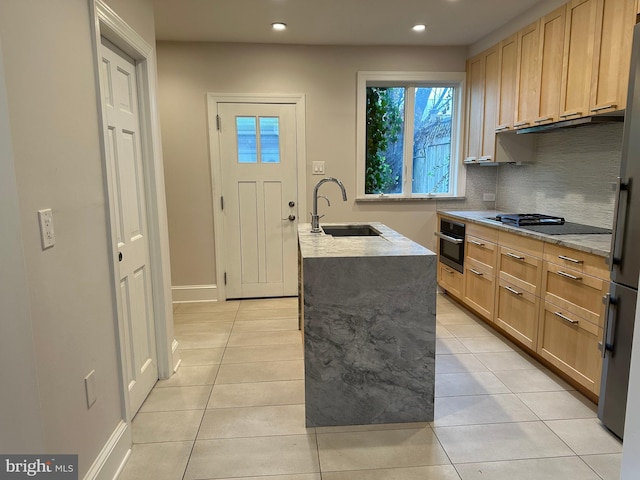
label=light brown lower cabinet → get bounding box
[438,262,464,299]
[494,278,540,350]
[537,301,603,394]
[464,261,495,320]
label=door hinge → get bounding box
[224,272,227,285]
[221,196,224,210]
[216,114,221,131]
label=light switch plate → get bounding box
[85,370,97,408]
[312,161,325,175]
[37,209,55,249]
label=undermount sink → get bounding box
[321,225,381,237]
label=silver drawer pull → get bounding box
[558,255,583,264]
[443,267,454,274]
[434,232,464,245]
[506,252,525,260]
[557,270,582,281]
[559,111,582,118]
[534,116,553,124]
[554,311,579,325]
[469,239,485,247]
[469,268,483,276]
[590,104,616,113]
[514,120,530,128]
[495,125,510,132]
[505,286,523,296]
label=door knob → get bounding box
[288,201,295,208]
[118,252,123,262]
[282,214,296,221]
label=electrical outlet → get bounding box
[483,193,496,202]
[85,370,97,408]
[312,161,325,175]
[37,209,55,249]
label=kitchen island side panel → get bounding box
[303,254,436,427]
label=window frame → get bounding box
[356,71,467,200]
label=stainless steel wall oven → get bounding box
[437,218,465,273]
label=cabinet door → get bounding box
[438,262,464,300]
[559,0,599,120]
[495,278,540,350]
[536,6,566,125]
[537,302,603,393]
[464,263,495,320]
[514,21,540,129]
[465,54,485,162]
[466,235,497,274]
[590,0,636,114]
[496,35,518,132]
[481,46,500,161]
[497,245,543,296]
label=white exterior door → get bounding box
[217,102,298,299]
[100,39,157,415]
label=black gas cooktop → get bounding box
[486,213,611,235]
[496,213,565,226]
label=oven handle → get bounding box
[434,232,464,245]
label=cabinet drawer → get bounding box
[466,235,497,274]
[466,222,499,243]
[497,245,543,296]
[543,243,609,280]
[543,262,608,327]
[495,278,540,350]
[438,262,464,300]
[464,263,495,320]
[498,230,544,257]
[537,302,603,394]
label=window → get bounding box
[356,72,466,199]
[236,116,281,164]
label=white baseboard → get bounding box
[171,284,218,303]
[83,420,131,480]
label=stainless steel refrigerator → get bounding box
[598,22,640,440]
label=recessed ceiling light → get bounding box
[272,22,287,31]
[412,24,427,32]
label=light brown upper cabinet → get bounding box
[559,0,599,121]
[589,0,636,114]
[536,6,567,125]
[481,46,499,161]
[496,35,518,132]
[514,21,540,129]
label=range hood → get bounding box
[514,113,624,134]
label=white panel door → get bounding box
[100,39,157,415]
[218,103,298,299]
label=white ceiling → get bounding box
[152,0,544,46]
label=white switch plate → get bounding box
[483,193,496,202]
[312,161,325,175]
[37,209,55,249]
[85,370,97,408]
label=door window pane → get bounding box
[259,117,280,163]
[236,116,257,163]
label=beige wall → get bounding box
[157,42,501,289]
[0,0,158,476]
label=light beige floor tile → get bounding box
[455,456,601,480]
[208,380,305,408]
[436,338,470,354]
[315,422,430,434]
[184,435,319,479]
[222,343,303,364]
[178,332,231,349]
[437,311,481,326]
[156,365,219,388]
[174,321,234,336]
[118,441,193,480]
[493,368,573,393]
[227,330,302,347]
[317,428,449,472]
[174,310,238,323]
[446,323,495,338]
[239,297,299,310]
[581,453,622,480]
[436,325,455,339]
[207,476,320,480]
[175,301,240,314]
[517,391,596,420]
[232,318,299,332]
[433,422,573,463]
[474,351,541,372]
[435,354,489,374]
[179,347,225,366]
[215,360,304,384]
[198,404,311,439]
[458,336,515,353]
[132,410,204,443]
[436,371,510,397]
[140,385,212,412]
[434,394,538,426]
[235,307,299,321]
[322,465,461,480]
[545,418,623,455]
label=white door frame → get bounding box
[89,0,177,421]
[207,94,307,301]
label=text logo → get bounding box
[0,456,77,480]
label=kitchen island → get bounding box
[298,222,436,427]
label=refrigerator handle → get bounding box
[600,293,617,358]
[609,177,628,271]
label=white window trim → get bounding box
[355,71,467,200]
